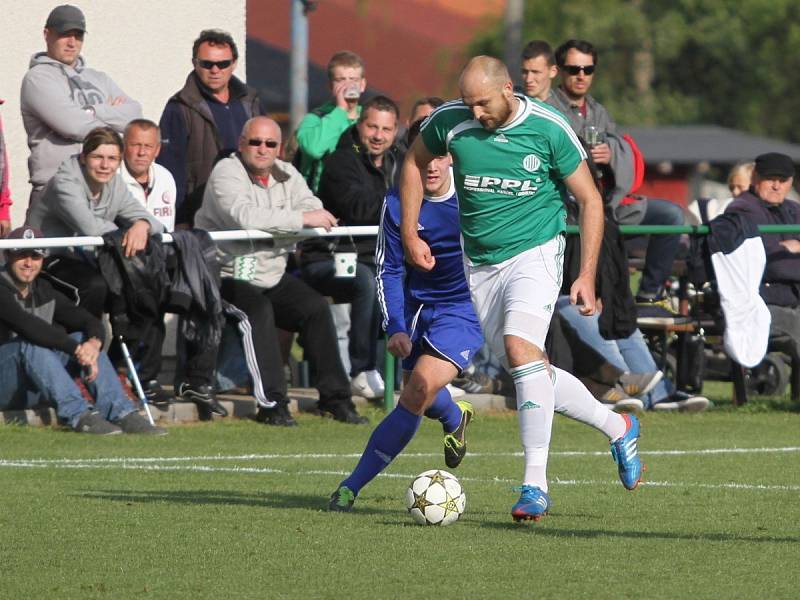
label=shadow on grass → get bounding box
[479,519,800,544]
[78,489,393,516]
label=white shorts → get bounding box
[467,235,565,361]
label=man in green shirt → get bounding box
[401,56,643,522]
[295,51,366,192]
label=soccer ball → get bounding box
[405,469,466,526]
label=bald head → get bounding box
[459,56,517,131]
[239,116,282,176]
[459,56,511,94]
[242,116,281,142]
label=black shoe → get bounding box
[177,382,228,417]
[117,411,168,435]
[635,296,691,326]
[141,379,172,405]
[73,410,122,435]
[444,400,474,469]
[319,402,368,425]
[256,404,298,427]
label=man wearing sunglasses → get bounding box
[196,116,368,427]
[548,39,687,324]
[158,29,263,227]
[21,4,142,209]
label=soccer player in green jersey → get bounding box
[400,56,643,522]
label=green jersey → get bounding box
[420,94,585,265]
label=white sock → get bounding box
[551,366,626,441]
[510,360,554,492]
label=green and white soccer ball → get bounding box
[405,469,466,526]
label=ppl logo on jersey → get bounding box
[463,174,539,196]
[162,192,173,205]
[523,154,541,172]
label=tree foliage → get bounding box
[470,0,800,141]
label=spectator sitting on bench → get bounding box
[687,162,754,226]
[725,152,800,369]
[0,226,165,435]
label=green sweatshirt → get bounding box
[295,101,361,192]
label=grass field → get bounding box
[1,392,799,599]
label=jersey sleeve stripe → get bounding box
[445,120,483,151]
[375,199,391,331]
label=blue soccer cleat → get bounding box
[511,485,551,522]
[610,413,643,490]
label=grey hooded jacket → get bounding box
[20,53,142,188]
[27,155,163,255]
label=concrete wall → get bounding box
[1,0,247,226]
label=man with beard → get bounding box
[401,56,643,522]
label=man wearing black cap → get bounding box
[726,152,800,359]
[0,226,165,435]
[20,4,142,208]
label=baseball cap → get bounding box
[45,5,87,34]
[754,153,795,179]
[5,227,48,257]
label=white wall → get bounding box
[0,0,246,226]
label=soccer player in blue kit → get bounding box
[401,56,642,522]
[329,120,483,512]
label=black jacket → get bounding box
[301,125,399,264]
[560,203,638,339]
[97,230,169,340]
[0,268,105,354]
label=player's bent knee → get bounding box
[503,311,549,365]
[399,376,435,415]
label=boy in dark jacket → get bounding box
[0,227,165,435]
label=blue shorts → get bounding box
[402,300,484,375]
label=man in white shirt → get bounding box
[120,119,176,231]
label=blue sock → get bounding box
[340,403,422,496]
[424,387,462,433]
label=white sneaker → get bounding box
[446,383,466,398]
[351,370,384,399]
[613,397,644,414]
[652,394,711,413]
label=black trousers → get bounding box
[221,274,353,408]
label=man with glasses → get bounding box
[21,4,142,209]
[158,29,263,227]
[548,39,687,323]
[196,117,369,427]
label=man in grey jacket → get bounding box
[547,39,686,323]
[196,116,368,426]
[20,5,142,207]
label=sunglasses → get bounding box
[563,64,595,76]
[196,59,234,70]
[247,139,279,149]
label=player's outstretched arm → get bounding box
[400,137,436,271]
[564,161,604,315]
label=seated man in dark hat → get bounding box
[0,226,165,435]
[725,152,800,360]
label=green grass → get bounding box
[1,404,799,599]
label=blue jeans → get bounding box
[638,198,685,297]
[300,260,379,376]
[0,337,135,427]
[556,296,670,406]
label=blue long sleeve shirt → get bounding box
[375,176,472,336]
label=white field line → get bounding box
[1,460,798,492]
[1,445,798,466]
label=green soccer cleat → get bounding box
[328,485,356,512]
[443,400,474,469]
